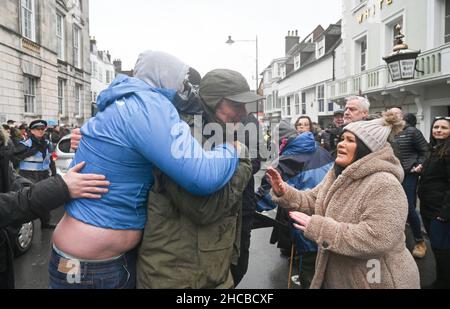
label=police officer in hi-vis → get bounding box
[14,120,57,229]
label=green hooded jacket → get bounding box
[137,113,252,289]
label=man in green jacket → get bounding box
[137,69,259,288]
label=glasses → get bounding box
[33,127,46,131]
[435,116,450,121]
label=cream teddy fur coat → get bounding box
[273,145,420,289]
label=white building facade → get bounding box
[0,0,91,127]
[90,38,115,116]
[328,0,450,135]
[262,25,343,129]
[262,57,287,126]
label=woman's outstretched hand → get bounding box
[266,167,287,197]
[289,211,311,232]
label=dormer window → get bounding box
[294,54,301,70]
[316,39,325,58]
[280,64,286,78]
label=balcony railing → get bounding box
[416,46,444,79]
[327,43,450,100]
[327,65,390,100]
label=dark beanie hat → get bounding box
[188,67,202,86]
[403,113,417,127]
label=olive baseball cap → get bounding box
[199,69,262,109]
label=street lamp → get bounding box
[383,24,421,82]
[226,35,260,116]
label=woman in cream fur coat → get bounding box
[267,111,420,289]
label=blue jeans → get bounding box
[48,245,136,289]
[402,172,423,242]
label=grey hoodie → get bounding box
[134,50,189,92]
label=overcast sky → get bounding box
[89,0,342,89]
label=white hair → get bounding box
[345,96,370,112]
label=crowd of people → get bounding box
[0,49,449,290]
[262,98,449,289]
[0,120,110,288]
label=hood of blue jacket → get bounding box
[282,132,317,155]
[96,74,176,112]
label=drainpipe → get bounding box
[332,50,336,81]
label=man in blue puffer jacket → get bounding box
[256,120,334,288]
[49,51,238,289]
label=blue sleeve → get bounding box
[126,93,238,196]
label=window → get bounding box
[286,97,291,116]
[295,94,300,115]
[267,95,273,111]
[316,39,325,58]
[75,84,82,117]
[24,76,36,113]
[274,91,281,109]
[360,38,367,72]
[92,61,97,79]
[265,70,272,82]
[21,0,36,41]
[446,0,450,43]
[294,55,301,70]
[317,85,325,113]
[106,70,111,84]
[99,68,103,82]
[73,26,81,68]
[328,101,334,112]
[58,79,65,115]
[301,92,306,115]
[56,14,65,60]
[281,98,286,115]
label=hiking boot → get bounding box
[412,240,427,259]
[291,275,301,286]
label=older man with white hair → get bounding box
[325,96,370,157]
[343,96,370,125]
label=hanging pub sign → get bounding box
[383,24,421,82]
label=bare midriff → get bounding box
[52,213,142,260]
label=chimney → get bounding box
[285,29,300,55]
[113,59,122,72]
[106,50,111,62]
